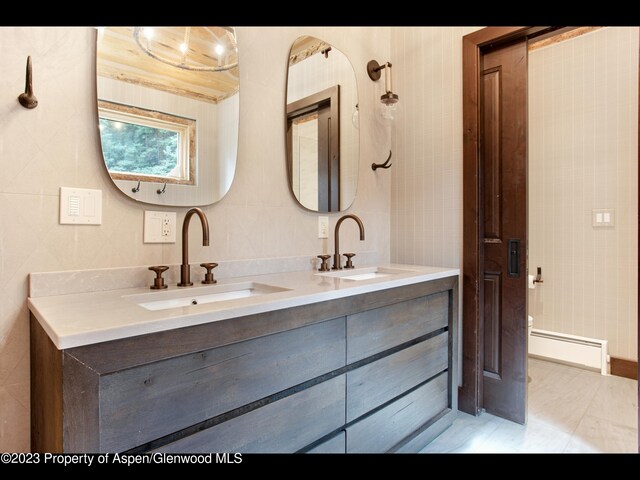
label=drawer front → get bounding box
[99,318,345,451]
[157,375,346,453]
[347,292,449,363]
[307,432,346,453]
[347,332,448,422]
[346,372,448,453]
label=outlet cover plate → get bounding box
[144,211,176,243]
[59,187,102,225]
[318,216,329,239]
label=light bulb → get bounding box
[179,43,188,54]
[215,44,224,56]
[142,27,154,40]
[113,122,123,130]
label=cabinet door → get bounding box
[100,318,345,451]
[347,292,449,362]
[346,373,448,453]
[347,333,448,421]
[156,375,346,453]
[306,432,346,453]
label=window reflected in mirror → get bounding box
[98,101,195,184]
[96,27,239,206]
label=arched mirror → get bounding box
[96,27,239,206]
[286,36,359,212]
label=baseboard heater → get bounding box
[529,329,609,375]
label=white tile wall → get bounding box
[528,27,639,361]
[0,26,391,451]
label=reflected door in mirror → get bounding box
[286,36,359,212]
[287,86,340,212]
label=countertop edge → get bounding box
[29,265,460,350]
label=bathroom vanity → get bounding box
[29,265,458,453]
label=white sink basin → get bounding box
[316,266,418,281]
[125,282,290,311]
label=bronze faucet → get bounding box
[178,208,210,287]
[333,214,365,270]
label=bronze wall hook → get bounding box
[372,150,393,171]
[18,56,38,109]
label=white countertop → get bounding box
[28,264,459,350]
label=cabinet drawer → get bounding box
[347,332,448,421]
[307,432,346,453]
[157,375,346,453]
[347,292,448,363]
[346,372,448,453]
[99,318,345,451]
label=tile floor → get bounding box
[421,358,638,453]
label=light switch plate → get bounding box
[318,216,329,239]
[59,187,102,225]
[592,209,615,227]
[144,211,176,243]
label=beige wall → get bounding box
[389,26,638,363]
[528,27,639,361]
[0,26,391,451]
[390,27,481,268]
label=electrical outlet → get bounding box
[144,211,176,243]
[318,216,329,239]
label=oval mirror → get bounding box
[96,27,239,206]
[286,36,359,212]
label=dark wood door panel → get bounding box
[479,39,528,424]
[482,66,502,241]
[483,273,502,377]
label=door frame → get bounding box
[460,26,640,419]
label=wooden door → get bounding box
[479,39,528,424]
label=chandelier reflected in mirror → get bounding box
[133,27,238,72]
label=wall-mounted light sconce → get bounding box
[367,60,398,120]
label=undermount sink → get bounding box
[125,282,290,311]
[316,266,418,281]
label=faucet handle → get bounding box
[317,255,331,272]
[200,262,218,284]
[148,266,169,290]
[343,253,356,269]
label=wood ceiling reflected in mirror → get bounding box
[286,36,359,213]
[96,27,240,207]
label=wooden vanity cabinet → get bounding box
[31,276,458,453]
